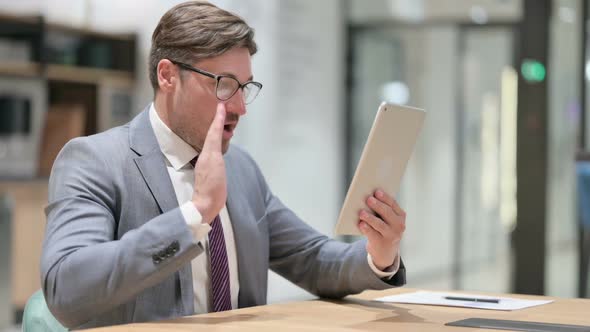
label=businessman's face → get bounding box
[170,47,252,154]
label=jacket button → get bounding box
[158,250,167,259]
[166,247,175,257]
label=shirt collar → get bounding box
[148,103,197,171]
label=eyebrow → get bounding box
[219,72,254,82]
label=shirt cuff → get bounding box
[368,252,401,280]
[180,201,211,242]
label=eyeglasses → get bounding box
[170,60,263,105]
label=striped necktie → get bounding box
[190,157,232,312]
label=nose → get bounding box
[226,89,247,116]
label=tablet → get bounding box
[446,318,590,332]
[334,102,425,235]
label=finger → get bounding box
[358,220,381,243]
[375,189,405,217]
[395,218,406,235]
[359,209,387,236]
[367,196,397,226]
[201,103,227,154]
[374,189,394,206]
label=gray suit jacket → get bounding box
[41,108,406,329]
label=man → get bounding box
[41,1,407,329]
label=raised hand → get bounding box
[192,103,228,224]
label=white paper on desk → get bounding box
[375,291,553,311]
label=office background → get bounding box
[0,0,587,330]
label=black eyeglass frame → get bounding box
[169,59,263,104]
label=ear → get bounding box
[157,59,179,93]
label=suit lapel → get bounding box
[129,108,195,315]
[134,153,178,214]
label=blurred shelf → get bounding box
[46,64,134,87]
[0,13,137,183]
[1,12,136,81]
[46,21,135,42]
[0,62,41,78]
[0,12,41,25]
[0,62,134,86]
[0,12,134,41]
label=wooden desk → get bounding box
[85,288,590,331]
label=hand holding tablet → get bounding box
[335,102,425,236]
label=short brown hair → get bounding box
[149,1,257,91]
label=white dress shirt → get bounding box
[148,103,399,313]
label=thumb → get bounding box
[202,103,226,154]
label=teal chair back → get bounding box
[22,290,68,332]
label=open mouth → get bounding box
[223,123,236,138]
